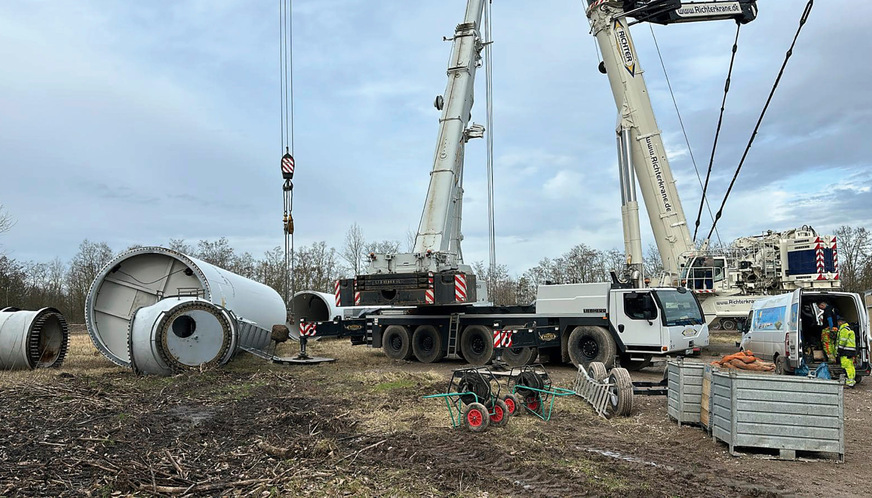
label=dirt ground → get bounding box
[1,329,870,497]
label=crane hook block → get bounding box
[281,152,295,180]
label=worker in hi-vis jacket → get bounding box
[818,302,839,362]
[837,319,857,387]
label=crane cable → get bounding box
[705,0,814,242]
[484,0,496,285]
[280,0,296,315]
[647,24,723,247]
[692,22,741,244]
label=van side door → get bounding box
[787,290,801,367]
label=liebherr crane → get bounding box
[337,0,487,308]
[588,0,838,330]
[298,0,708,370]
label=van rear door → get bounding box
[787,289,802,366]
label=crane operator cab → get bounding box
[607,286,708,358]
[681,255,727,292]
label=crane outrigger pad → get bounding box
[270,355,335,365]
[239,346,335,365]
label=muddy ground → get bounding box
[1,329,870,497]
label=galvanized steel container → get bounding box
[710,370,844,460]
[667,359,705,426]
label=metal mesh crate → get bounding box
[710,370,844,461]
[667,359,705,426]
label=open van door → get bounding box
[787,289,802,369]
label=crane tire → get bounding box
[502,346,538,367]
[588,361,608,382]
[382,325,413,361]
[460,325,494,366]
[605,367,634,418]
[567,326,616,369]
[412,325,445,363]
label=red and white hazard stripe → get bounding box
[300,322,317,337]
[281,153,295,176]
[815,237,826,280]
[492,330,513,348]
[831,237,840,280]
[334,280,341,306]
[425,272,435,304]
[693,289,715,294]
[354,291,361,306]
[455,274,468,303]
[586,0,609,14]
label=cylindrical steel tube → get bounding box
[0,307,69,370]
[86,246,287,367]
[129,297,237,376]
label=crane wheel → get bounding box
[567,326,616,369]
[412,325,445,363]
[460,325,494,366]
[382,325,414,361]
[502,346,538,367]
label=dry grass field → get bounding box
[1,329,870,497]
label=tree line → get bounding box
[1,221,871,323]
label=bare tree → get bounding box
[66,240,114,322]
[341,223,367,276]
[834,225,871,292]
[405,228,416,252]
[256,246,286,295]
[196,238,235,269]
[168,238,194,255]
[294,241,342,292]
[472,261,517,305]
[365,240,401,255]
[643,243,664,282]
[0,204,13,235]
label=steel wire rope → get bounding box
[647,24,722,247]
[692,22,741,244]
[279,0,296,316]
[705,0,814,242]
[484,0,496,290]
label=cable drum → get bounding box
[0,307,69,370]
[129,298,237,376]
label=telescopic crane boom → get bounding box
[337,0,487,307]
[586,0,757,288]
[587,1,839,331]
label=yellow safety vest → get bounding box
[838,323,856,351]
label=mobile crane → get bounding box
[590,0,838,331]
[293,0,709,370]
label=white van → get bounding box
[739,289,871,379]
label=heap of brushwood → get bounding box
[710,350,775,371]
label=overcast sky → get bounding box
[1,1,870,276]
